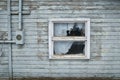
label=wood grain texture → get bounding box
[0,0,120,78]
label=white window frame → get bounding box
[49,18,90,59]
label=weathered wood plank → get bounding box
[1,0,120,78]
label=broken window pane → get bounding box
[54,23,85,37]
[54,41,85,55]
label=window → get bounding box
[49,18,90,59]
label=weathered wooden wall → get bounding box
[0,0,120,78]
[0,0,9,78]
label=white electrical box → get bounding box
[16,30,24,44]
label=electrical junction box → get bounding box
[16,30,24,44]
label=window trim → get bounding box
[49,18,90,59]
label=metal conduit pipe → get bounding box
[8,0,12,40]
[0,41,15,44]
[0,0,23,79]
[19,0,22,30]
[0,41,15,43]
[5,0,23,79]
[7,0,13,80]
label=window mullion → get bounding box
[52,37,87,41]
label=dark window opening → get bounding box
[66,41,85,54]
[54,23,85,55]
[66,23,85,36]
[54,23,85,37]
[54,41,85,55]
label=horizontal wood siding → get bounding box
[0,0,120,78]
[0,0,9,78]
